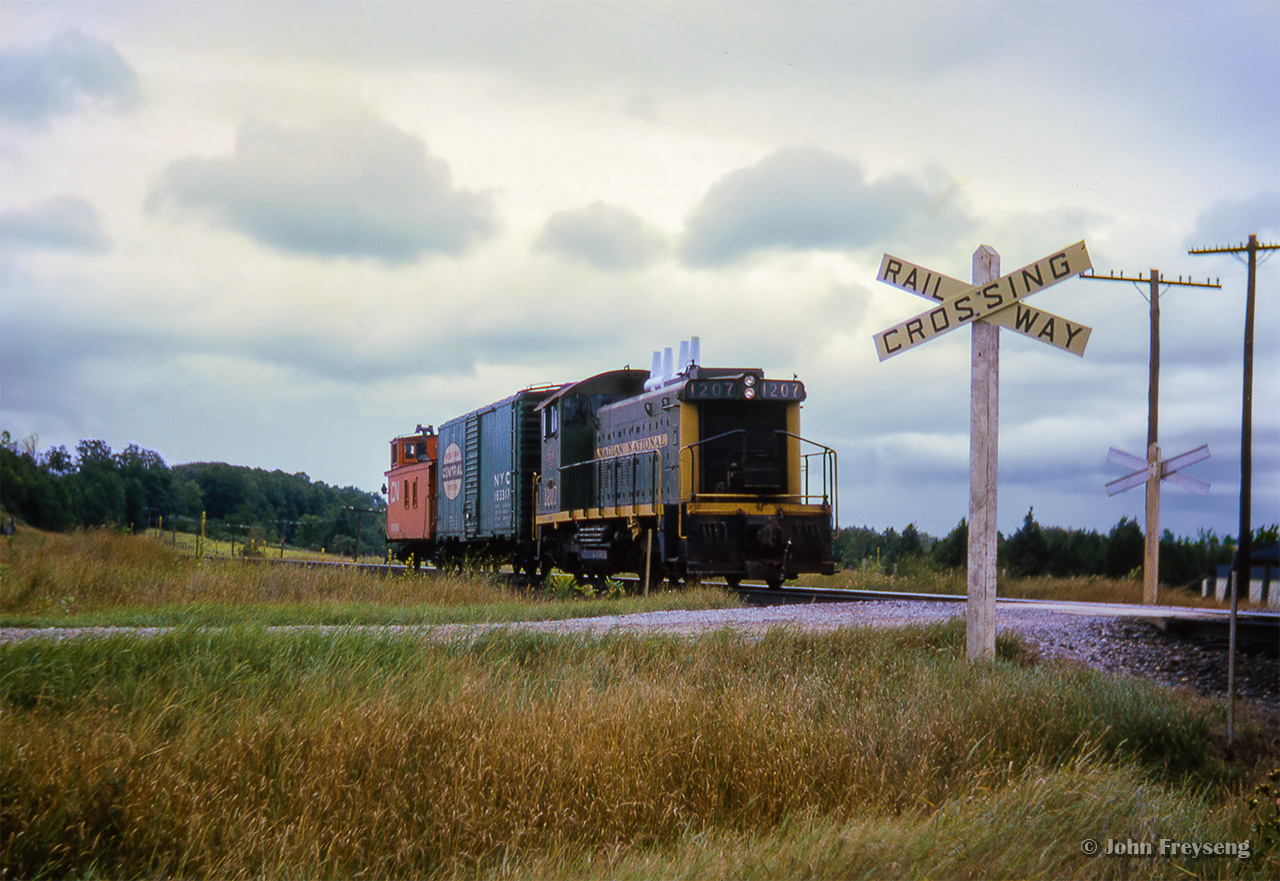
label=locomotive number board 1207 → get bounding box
[681,379,806,402]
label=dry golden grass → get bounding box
[3,527,1276,878]
[809,565,1234,608]
[0,527,529,622]
[0,527,740,628]
[3,624,1275,879]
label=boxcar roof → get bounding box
[534,368,650,411]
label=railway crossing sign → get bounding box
[874,240,1093,360]
[1106,444,1210,498]
[877,254,1093,356]
[1106,442,1211,606]
[873,241,1093,661]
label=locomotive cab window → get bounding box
[697,401,788,495]
[542,406,559,439]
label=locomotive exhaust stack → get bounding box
[644,336,702,391]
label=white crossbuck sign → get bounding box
[1106,444,1211,497]
[874,241,1094,360]
[871,240,1093,660]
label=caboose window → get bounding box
[403,479,410,509]
[412,478,418,509]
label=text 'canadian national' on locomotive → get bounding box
[385,340,837,588]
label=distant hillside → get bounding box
[1,433,384,555]
[2,431,1268,579]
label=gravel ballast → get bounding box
[3,600,1275,710]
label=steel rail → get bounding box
[223,558,1278,653]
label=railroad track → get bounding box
[736,582,1279,655]
[236,557,1279,654]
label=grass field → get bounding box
[0,526,1236,630]
[2,528,1277,878]
[807,561,1233,607]
[0,528,738,628]
[143,526,385,564]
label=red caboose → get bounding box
[385,427,437,565]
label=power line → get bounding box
[1079,269,1221,449]
[591,0,1149,209]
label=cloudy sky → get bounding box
[2,1,1277,540]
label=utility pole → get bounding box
[347,506,385,564]
[1189,235,1278,599]
[1082,269,1220,603]
[1188,234,1278,749]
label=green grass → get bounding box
[3,624,1274,879]
[0,590,740,629]
[140,527,386,563]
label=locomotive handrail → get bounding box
[689,492,832,507]
[776,431,838,531]
[680,430,836,497]
[557,448,664,514]
[679,428,837,537]
[679,428,755,507]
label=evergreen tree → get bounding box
[1104,517,1144,578]
[1004,508,1050,577]
[932,519,967,570]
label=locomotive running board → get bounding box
[684,500,832,517]
[537,503,663,526]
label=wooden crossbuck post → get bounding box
[873,240,1093,661]
[1105,443,1211,601]
[1144,441,1161,605]
[968,246,1000,660]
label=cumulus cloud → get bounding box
[535,202,668,270]
[678,147,971,266]
[146,111,495,263]
[0,28,139,126]
[0,196,112,252]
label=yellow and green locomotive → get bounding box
[386,340,836,588]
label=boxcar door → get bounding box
[479,403,513,536]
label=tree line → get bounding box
[4,431,1272,581]
[0,432,386,557]
[835,509,1276,587]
